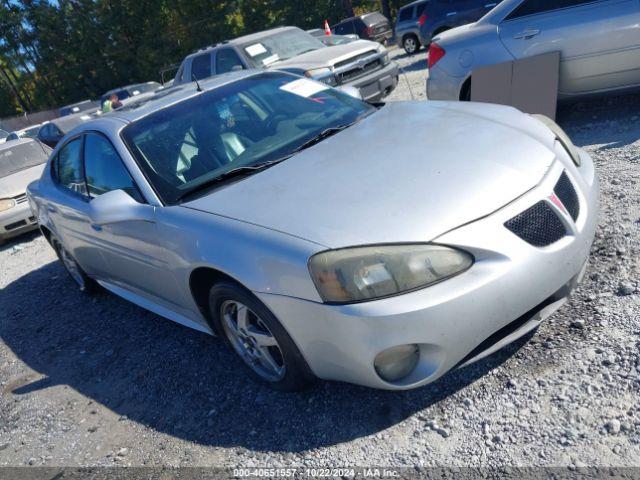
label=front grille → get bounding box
[334,50,383,84]
[505,201,566,247]
[5,219,27,231]
[554,172,580,221]
[14,194,28,204]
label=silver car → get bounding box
[0,139,51,243]
[28,71,598,391]
[427,0,640,101]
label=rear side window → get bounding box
[334,20,354,34]
[216,49,245,74]
[191,53,212,81]
[506,0,600,19]
[84,133,142,202]
[55,138,87,196]
[416,2,428,16]
[398,7,414,22]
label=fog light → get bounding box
[374,344,420,382]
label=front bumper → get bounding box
[257,151,598,390]
[342,62,399,102]
[0,200,38,242]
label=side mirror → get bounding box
[231,65,244,72]
[340,85,363,100]
[88,189,154,226]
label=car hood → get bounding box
[269,40,382,71]
[0,164,45,198]
[183,101,558,248]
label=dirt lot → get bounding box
[1,47,639,469]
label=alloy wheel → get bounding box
[220,300,286,382]
[404,37,417,54]
[59,244,86,289]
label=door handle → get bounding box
[90,224,103,232]
[513,29,540,40]
[446,11,457,16]
[485,3,497,7]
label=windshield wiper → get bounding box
[293,122,355,154]
[177,156,292,202]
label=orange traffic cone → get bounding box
[324,20,331,36]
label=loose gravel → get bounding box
[0,47,639,469]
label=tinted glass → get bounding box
[398,7,414,22]
[0,141,49,178]
[56,138,87,195]
[242,30,325,68]
[216,49,245,74]
[192,53,212,80]
[506,0,599,19]
[416,2,428,15]
[0,129,8,139]
[362,12,389,26]
[84,134,142,201]
[122,72,374,205]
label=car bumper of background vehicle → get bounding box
[256,153,598,390]
[345,62,399,102]
[426,65,467,100]
[0,201,38,242]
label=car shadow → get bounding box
[0,229,41,254]
[1,261,531,452]
[557,91,640,149]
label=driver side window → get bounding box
[84,133,143,202]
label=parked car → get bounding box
[427,0,640,101]
[396,0,501,55]
[0,139,51,244]
[59,100,100,117]
[318,34,359,47]
[333,12,393,44]
[174,27,399,102]
[308,29,360,43]
[5,124,42,142]
[28,70,598,391]
[0,128,8,144]
[99,82,161,109]
[37,113,93,148]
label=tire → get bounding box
[460,78,472,102]
[208,281,316,391]
[52,238,97,294]
[403,34,420,55]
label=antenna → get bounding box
[192,73,203,92]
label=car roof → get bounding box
[96,69,267,125]
[0,137,35,151]
[399,0,427,9]
[50,111,95,132]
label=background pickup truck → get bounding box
[174,27,399,102]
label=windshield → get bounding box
[122,72,375,204]
[0,141,49,178]
[241,30,325,67]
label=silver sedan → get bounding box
[427,0,640,101]
[28,71,598,391]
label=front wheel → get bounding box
[53,239,97,293]
[209,282,316,391]
[403,35,420,55]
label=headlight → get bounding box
[532,114,581,166]
[377,47,390,65]
[305,67,337,87]
[0,198,16,212]
[308,244,474,304]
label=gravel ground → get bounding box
[1,47,639,470]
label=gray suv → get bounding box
[174,27,399,102]
[396,0,501,54]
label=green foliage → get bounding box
[0,0,406,117]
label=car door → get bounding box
[82,132,183,307]
[498,0,640,95]
[47,136,108,276]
